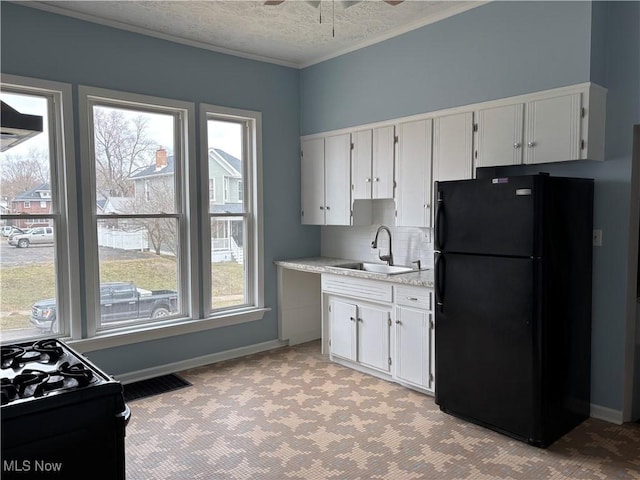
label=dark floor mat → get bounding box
[123,374,191,402]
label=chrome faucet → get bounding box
[372,226,394,266]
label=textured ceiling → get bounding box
[30,1,486,68]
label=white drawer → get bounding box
[322,274,393,303]
[395,285,432,310]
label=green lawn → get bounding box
[0,257,245,331]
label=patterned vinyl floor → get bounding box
[125,341,640,479]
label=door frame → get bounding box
[624,124,640,422]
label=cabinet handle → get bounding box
[514,142,521,149]
[395,320,401,324]
[357,318,363,322]
[319,206,324,210]
[365,177,371,183]
[326,206,331,210]
[374,177,380,182]
[527,141,536,148]
[350,316,356,322]
[406,296,418,301]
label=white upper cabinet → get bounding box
[433,111,474,182]
[351,129,373,200]
[396,118,433,228]
[301,134,351,226]
[475,84,607,167]
[301,137,325,225]
[372,126,395,199]
[476,103,525,168]
[352,126,395,200]
[324,133,352,225]
[525,93,582,165]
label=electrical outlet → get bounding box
[593,229,603,247]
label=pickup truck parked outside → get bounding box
[30,282,178,332]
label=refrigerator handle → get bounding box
[434,252,445,312]
[434,187,444,251]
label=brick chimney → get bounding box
[155,147,168,169]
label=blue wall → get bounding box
[0,3,320,372]
[300,1,640,412]
[301,1,593,134]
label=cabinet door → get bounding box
[329,299,357,362]
[301,137,325,225]
[525,93,581,164]
[395,119,432,227]
[433,111,474,182]
[352,129,372,200]
[476,103,524,168]
[372,126,395,199]
[357,304,390,372]
[394,306,430,389]
[324,133,352,225]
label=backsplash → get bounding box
[321,199,435,269]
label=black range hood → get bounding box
[1,101,44,152]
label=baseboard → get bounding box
[114,339,287,385]
[590,403,624,425]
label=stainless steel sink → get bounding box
[331,262,415,275]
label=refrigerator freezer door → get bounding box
[435,176,538,257]
[435,253,538,442]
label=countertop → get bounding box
[274,257,434,288]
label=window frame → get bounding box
[199,104,264,320]
[0,74,79,341]
[79,86,199,338]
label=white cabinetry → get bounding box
[300,137,325,225]
[301,133,351,225]
[475,84,606,167]
[395,119,433,227]
[324,275,392,374]
[352,126,395,200]
[322,274,434,394]
[393,285,434,391]
[525,93,582,165]
[476,103,524,168]
[433,111,474,182]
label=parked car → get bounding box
[30,281,179,332]
[2,226,26,237]
[8,226,54,247]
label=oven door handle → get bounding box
[117,404,131,427]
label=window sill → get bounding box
[67,307,270,353]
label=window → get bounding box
[40,201,47,208]
[201,105,263,315]
[80,86,196,336]
[0,75,78,341]
[209,178,215,204]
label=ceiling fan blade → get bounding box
[341,1,360,8]
[384,0,404,5]
[306,1,321,8]
[264,1,286,5]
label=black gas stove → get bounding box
[1,339,130,479]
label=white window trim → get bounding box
[23,201,31,208]
[199,104,265,317]
[78,85,199,339]
[0,74,80,340]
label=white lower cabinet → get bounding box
[328,298,391,373]
[394,305,433,390]
[323,274,434,394]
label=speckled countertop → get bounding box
[274,257,434,288]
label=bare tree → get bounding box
[133,176,177,256]
[93,108,156,196]
[0,147,49,201]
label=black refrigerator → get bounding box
[433,173,593,448]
